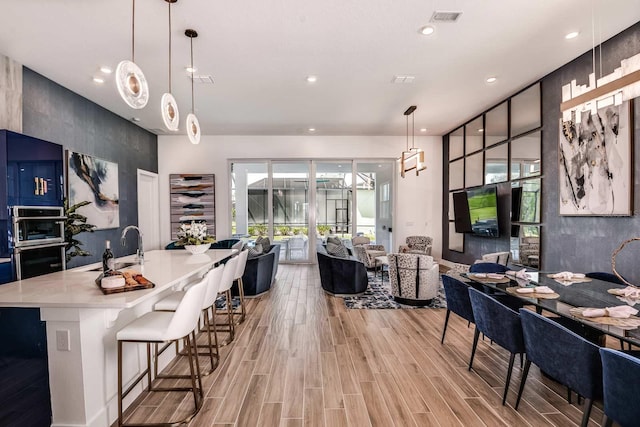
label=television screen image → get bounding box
[467,186,499,237]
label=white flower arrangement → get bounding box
[176,221,215,246]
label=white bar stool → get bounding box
[215,255,238,346]
[154,263,224,376]
[116,276,207,427]
[232,249,249,324]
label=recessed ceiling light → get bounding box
[419,25,435,36]
[486,76,497,83]
[420,128,427,132]
[306,75,317,83]
[131,117,141,122]
[308,127,316,132]
[565,31,579,40]
[100,66,112,74]
[93,76,105,84]
[478,128,484,132]
[186,66,197,73]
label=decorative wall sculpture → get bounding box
[67,151,120,229]
[169,174,215,240]
[559,101,632,216]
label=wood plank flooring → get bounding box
[125,264,611,427]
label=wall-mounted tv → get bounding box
[467,185,499,237]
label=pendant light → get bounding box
[160,0,179,131]
[185,29,201,144]
[400,106,427,178]
[116,0,149,109]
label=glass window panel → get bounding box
[449,127,464,160]
[449,158,464,190]
[316,162,352,239]
[231,162,268,238]
[511,83,541,136]
[448,222,464,252]
[355,161,393,248]
[465,152,483,188]
[448,192,455,221]
[465,117,484,154]
[273,162,310,261]
[511,131,541,180]
[486,102,508,146]
[485,143,508,184]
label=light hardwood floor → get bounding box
[124,263,608,427]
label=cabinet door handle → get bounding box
[34,177,40,195]
[41,178,47,195]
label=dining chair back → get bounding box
[469,262,509,273]
[585,271,626,285]
[600,348,640,427]
[516,309,602,427]
[468,287,525,406]
[441,275,475,344]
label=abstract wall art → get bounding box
[67,151,119,229]
[559,101,632,216]
[169,174,215,240]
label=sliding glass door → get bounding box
[231,159,394,264]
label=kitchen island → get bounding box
[0,249,236,427]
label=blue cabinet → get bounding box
[8,161,62,207]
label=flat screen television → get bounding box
[466,186,499,237]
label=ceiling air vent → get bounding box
[392,75,415,84]
[189,75,215,84]
[430,10,463,23]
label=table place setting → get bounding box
[569,305,640,328]
[465,272,510,284]
[506,285,560,299]
[607,286,640,306]
[547,271,592,286]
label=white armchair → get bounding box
[387,253,439,306]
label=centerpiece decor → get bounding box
[177,221,215,254]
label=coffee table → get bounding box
[375,255,389,282]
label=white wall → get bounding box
[157,135,443,258]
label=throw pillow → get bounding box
[326,236,342,246]
[248,244,263,258]
[326,242,349,258]
[256,236,271,253]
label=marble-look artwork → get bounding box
[559,102,631,216]
[67,151,119,229]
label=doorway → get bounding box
[137,169,160,251]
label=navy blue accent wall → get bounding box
[443,21,640,282]
[21,68,158,267]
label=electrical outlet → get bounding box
[56,330,70,351]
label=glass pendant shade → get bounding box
[161,93,179,131]
[116,60,149,109]
[186,113,201,144]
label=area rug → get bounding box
[344,272,447,309]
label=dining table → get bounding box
[461,271,640,347]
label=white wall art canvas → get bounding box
[67,151,120,229]
[559,101,632,216]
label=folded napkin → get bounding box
[506,268,530,280]
[516,286,554,294]
[609,286,640,299]
[486,273,504,280]
[550,271,586,280]
[582,305,639,318]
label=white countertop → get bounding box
[0,249,236,309]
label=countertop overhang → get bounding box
[0,249,236,309]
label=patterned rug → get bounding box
[344,272,447,309]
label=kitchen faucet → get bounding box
[121,225,144,265]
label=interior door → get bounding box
[137,169,160,250]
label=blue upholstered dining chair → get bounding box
[585,271,626,285]
[468,287,525,406]
[516,309,602,427]
[441,275,475,344]
[469,262,509,274]
[600,348,640,427]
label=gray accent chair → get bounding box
[387,253,439,306]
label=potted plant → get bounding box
[176,221,215,254]
[64,199,97,263]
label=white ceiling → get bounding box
[0,0,638,137]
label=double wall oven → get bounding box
[11,206,66,280]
